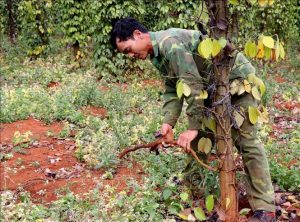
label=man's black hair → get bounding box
[110,17,148,49]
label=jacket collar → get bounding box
[149,32,159,58]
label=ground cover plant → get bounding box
[1,0,300,221]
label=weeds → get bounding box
[1,36,299,221]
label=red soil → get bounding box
[141,79,163,87]
[81,106,107,118]
[274,76,288,83]
[0,117,63,144]
[47,81,60,88]
[0,118,143,204]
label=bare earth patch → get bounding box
[81,106,108,118]
[0,118,143,204]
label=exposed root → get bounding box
[119,138,217,171]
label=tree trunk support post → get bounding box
[204,0,238,221]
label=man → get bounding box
[110,17,275,222]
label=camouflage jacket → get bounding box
[149,28,255,130]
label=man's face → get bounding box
[116,30,149,60]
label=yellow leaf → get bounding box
[248,106,260,124]
[256,40,264,59]
[258,0,268,7]
[177,80,183,98]
[196,90,208,100]
[198,38,213,59]
[39,25,44,34]
[279,43,285,59]
[258,105,269,123]
[244,40,251,57]
[244,80,251,93]
[229,0,238,5]
[262,36,275,49]
[183,83,191,97]
[233,110,245,128]
[238,84,246,95]
[268,0,274,5]
[198,137,212,154]
[177,213,189,221]
[251,86,261,100]
[255,77,266,95]
[230,79,241,95]
[212,39,222,57]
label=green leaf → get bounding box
[180,192,189,202]
[248,106,260,124]
[194,207,206,221]
[279,43,285,59]
[163,189,172,200]
[251,86,261,100]
[274,39,280,61]
[254,77,266,95]
[244,40,251,57]
[246,0,256,5]
[183,83,191,97]
[247,73,256,83]
[198,137,212,154]
[262,36,275,49]
[239,208,251,216]
[205,195,214,212]
[177,80,183,98]
[248,42,257,58]
[218,38,227,48]
[168,206,179,214]
[203,118,216,133]
[229,0,238,4]
[264,47,272,60]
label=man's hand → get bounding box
[177,130,198,153]
[161,123,173,136]
[160,123,174,143]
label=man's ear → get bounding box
[133,30,142,39]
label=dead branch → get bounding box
[119,138,217,171]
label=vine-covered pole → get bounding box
[6,0,17,44]
[204,0,238,221]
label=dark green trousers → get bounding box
[185,93,275,212]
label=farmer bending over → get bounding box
[110,17,275,222]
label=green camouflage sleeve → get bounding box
[230,52,256,80]
[161,37,204,130]
[162,79,184,127]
